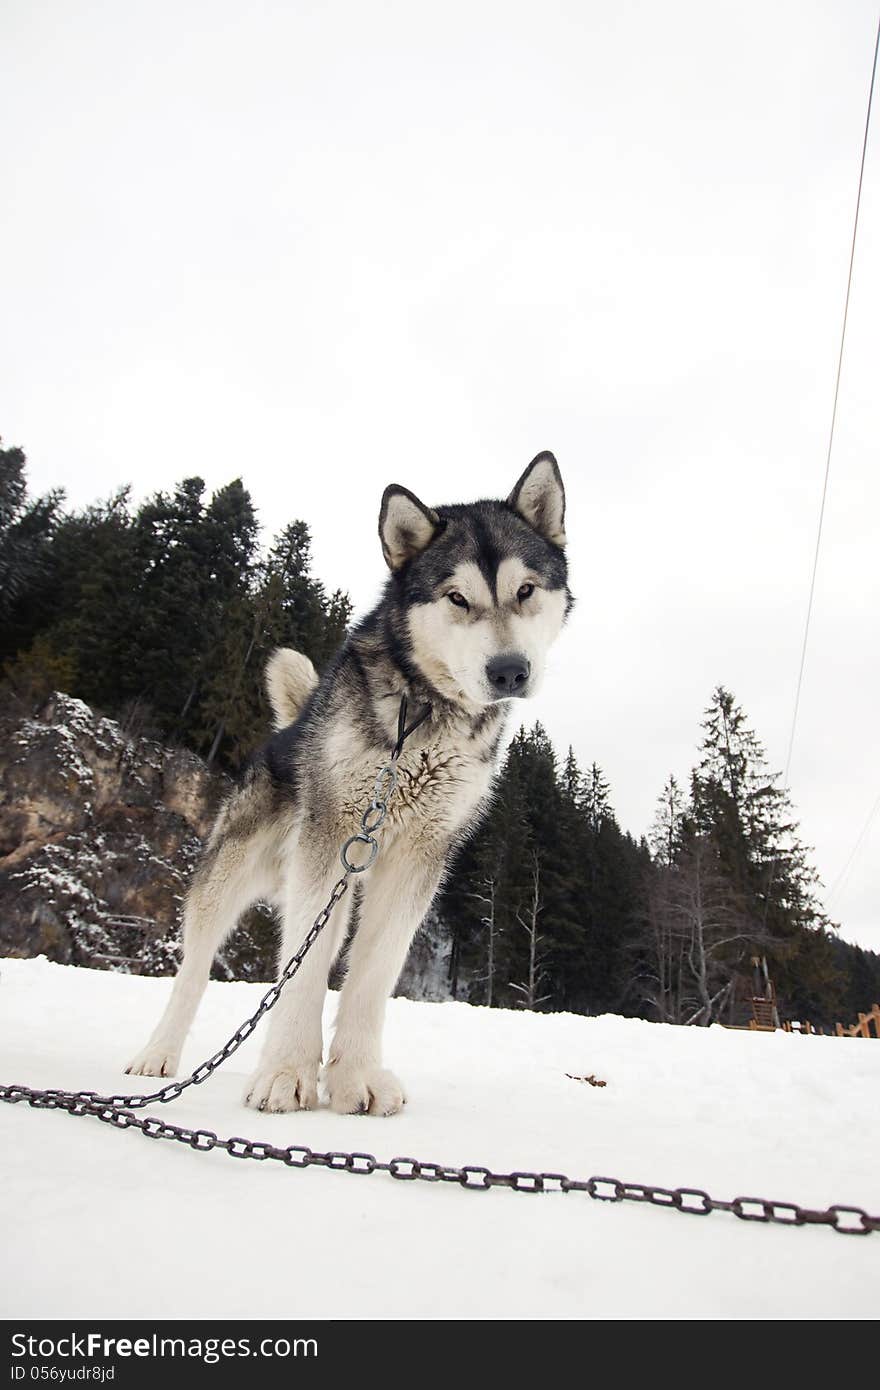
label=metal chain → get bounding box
[1,1082,876,1235]
[1,699,877,1238]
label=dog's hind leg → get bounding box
[243,842,353,1113]
[125,836,269,1079]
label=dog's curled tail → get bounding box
[265,647,319,729]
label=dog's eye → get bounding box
[447,591,469,611]
[517,583,535,602]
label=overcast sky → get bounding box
[2,1,878,949]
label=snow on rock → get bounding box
[0,693,223,969]
[1,956,877,1320]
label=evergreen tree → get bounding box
[691,687,826,935]
[692,686,837,1017]
[53,490,141,711]
[499,725,581,1009]
[196,519,352,767]
[583,762,612,833]
[1,452,351,773]
[633,686,845,1026]
[123,477,258,744]
[649,775,686,867]
[440,732,530,1004]
[830,939,880,1023]
[558,759,644,1014]
[260,522,351,667]
[0,441,63,645]
[441,732,647,1016]
[3,486,140,710]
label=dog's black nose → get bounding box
[486,654,530,697]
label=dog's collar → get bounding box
[392,694,432,759]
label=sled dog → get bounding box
[127,453,571,1114]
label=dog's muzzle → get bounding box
[486,653,530,698]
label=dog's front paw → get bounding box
[325,1062,406,1116]
[244,1060,319,1113]
[125,1043,181,1079]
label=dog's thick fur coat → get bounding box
[127,454,571,1114]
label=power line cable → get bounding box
[827,788,880,907]
[762,12,879,925]
[781,10,879,793]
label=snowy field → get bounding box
[1,956,878,1321]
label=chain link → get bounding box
[1,697,877,1239]
[2,1080,876,1234]
[340,759,399,872]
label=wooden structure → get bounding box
[835,1003,880,1039]
[727,958,880,1040]
[746,956,780,1032]
[778,1004,880,1038]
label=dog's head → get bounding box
[379,452,572,709]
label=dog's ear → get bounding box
[508,452,566,547]
[379,485,441,570]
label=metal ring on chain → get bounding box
[361,802,387,834]
[340,832,379,873]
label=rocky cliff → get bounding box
[0,693,224,973]
[0,693,453,997]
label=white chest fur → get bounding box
[324,718,498,850]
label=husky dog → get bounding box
[127,453,571,1115]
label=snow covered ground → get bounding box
[1,956,878,1321]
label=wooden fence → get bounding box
[834,1003,880,1039]
[777,1003,880,1038]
